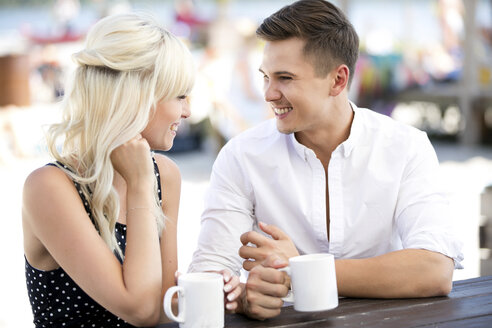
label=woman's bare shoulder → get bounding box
[153,153,181,182]
[22,164,83,269]
[22,164,80,225]
[23,164,74,197]
[24,164,71,192]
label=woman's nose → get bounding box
[181,99,191,118]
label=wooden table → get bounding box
[158,276,492,327]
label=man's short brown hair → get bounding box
[256,0,359,87]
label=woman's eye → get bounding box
[279,76,292,80]
[178,95,187,100]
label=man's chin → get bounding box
[276,123,294,135]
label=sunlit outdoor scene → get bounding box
[1,0,492,327]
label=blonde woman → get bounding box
[22,13,216,327]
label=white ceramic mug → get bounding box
[279,253,338,312]
[163,272,224,328]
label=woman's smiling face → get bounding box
[141,95,190,151]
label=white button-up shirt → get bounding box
[189,104,464,277]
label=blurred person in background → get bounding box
[424,0,464,82]
[198,16,270,148]
[21,12,242,327]
[173,0,210,44]
[52,0,80,36]
[190,0,464,320]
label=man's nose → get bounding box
[264,82,281,103]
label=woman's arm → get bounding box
[23,137,163,326]
[154,154,180,322]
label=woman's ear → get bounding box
[329,64,349,97]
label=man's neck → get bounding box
[295,99,354,165]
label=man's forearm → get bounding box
[335,249,454,298]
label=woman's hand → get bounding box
[173,270,242,312]
[110,134,154,188]
[220,269,243,312]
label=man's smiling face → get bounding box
[260,37,336,135]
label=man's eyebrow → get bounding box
[259,68,297,77]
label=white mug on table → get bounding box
[163,272,224,328]
[280,253,338,312]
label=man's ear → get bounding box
[329,64,349,97]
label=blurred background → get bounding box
[1,0,492,326]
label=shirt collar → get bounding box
[340,101,362,158]
[288,101,362,160]
[289,131,309,161]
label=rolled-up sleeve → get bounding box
[188,142,255,276]
[395,132,464,268]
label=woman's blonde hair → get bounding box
[46,12,195,258]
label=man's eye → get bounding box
[279,76,292,80]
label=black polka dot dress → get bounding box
[25,157,162,328]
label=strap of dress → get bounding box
[152,154,163,205]
[46,162,97,228]
[46,154,163,226]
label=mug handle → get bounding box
[278,266,294,303]
[163,286,185,323]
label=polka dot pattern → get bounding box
[25,156,162,327]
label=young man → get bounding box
[190,0,463,320]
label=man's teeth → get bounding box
[170,124,178,132]
[274,107,293,115]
